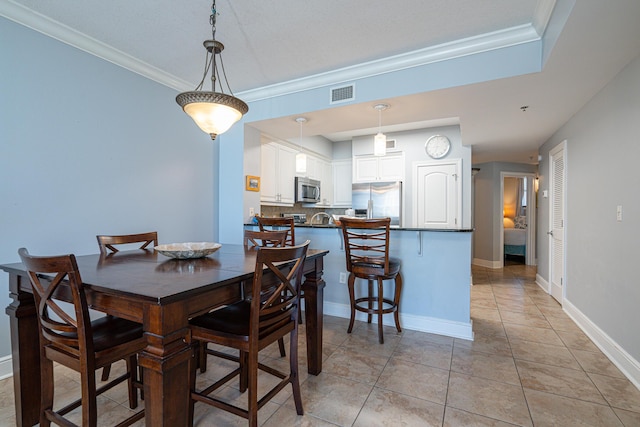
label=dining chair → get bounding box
[255,217,295,246]
[255,217,305,324]
[18,248,145,427]
[96,231,158,254]
[339,217,403,344]
[198,229,289,373]
[188,241,310,427]
[95,231,157,382]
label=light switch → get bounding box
[617,205,623,221]
[542,190,548,198]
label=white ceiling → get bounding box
[3,0,640,164]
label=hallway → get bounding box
[1,263,639,425]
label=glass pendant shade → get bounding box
[296,153,307,173]
[374,132,386,156]
[177,92,247,139]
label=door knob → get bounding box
[547,230,554,236]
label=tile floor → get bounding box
[1,263,640,426]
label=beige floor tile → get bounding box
[613,407,640,427]
[450,346,521,386]
[263,405,340,426]
[446,372,532,426]
[340,329,401,358]
[588,373,640,412]
[353,387,444,427]
[498,308,552,329]
[471,307,503,322]
[524,387,624,426]
[515,360,608,405]
[503,322,564,346]
[376,358,449,404]
[571,348,626,378]
[555,328,601,353]
[510,338,582,370]
[443,406,523,427]
[321,346,388,385]
[472,318,508,338]
[454,333,513,357]
[392,336,453,370]
[293,373,373,426]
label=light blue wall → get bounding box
[0,18,215,358]
[538,54,640,364]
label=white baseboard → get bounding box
[563,299,640,391]
[472,258,502,269]
[323,301,474,341]
[535,273,550,293]
[0,355,13,380]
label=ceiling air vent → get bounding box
[330,84,355,104]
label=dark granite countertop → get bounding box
[244,222,473,232]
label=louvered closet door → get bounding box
[549,143,566,303]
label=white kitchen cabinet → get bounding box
[332,159,352,207]
[261,142,296,205]
[317,160,333,207]
[353,153,405,183]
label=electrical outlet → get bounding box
[249,207,255,217]
[339,272,347,283]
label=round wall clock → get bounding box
[425,135,451,159]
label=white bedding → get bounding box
[504,228,526,245]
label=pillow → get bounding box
[503,217,515,228]
[514,216,527,229]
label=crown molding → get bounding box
[2,0,552,102]
[0,0,192,89]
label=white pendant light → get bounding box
[176,1,248,140]
[373,104,389,156]
[295,117,307,174]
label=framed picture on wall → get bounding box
[246,175,260,192]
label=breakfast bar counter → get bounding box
[246,223,474,340]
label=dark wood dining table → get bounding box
[1,244,328,426]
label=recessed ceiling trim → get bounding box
[533,0,557,37]
[238,24,540,102]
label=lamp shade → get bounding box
[177,91,248,140]
[296,153,307,173]
[374,132,386,156]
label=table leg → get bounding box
[138,304,193,426]
[5,273,40,427]
[302,256,326,375]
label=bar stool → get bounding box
[339,218,402,344]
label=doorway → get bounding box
[500,172,537,267]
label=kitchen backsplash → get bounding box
[259,204,346,219]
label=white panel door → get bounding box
[415,161,460,229]
[549,143,566,303]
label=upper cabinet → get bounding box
[332,160,352,207]
[261,142,296,205]
[353,153,405,183]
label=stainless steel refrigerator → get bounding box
[352,181,402,226]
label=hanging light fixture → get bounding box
[373,104,389,156]
[176,1,248,140]
[295,117,307,174]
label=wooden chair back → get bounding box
[18,248,94,358]
[244,229,289,248]
[256,217,295,246]
[251,241,310,338]
[340,217,392,276]
[96,231,158,254]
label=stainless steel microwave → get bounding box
[295,177,321,203]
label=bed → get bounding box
[504,216,526,257]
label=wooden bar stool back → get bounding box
[340,218,402,344]
[244,229,288,248]
[18,248,145,427]
[255,217,295,246]
[96,231,158,254]
[188,241,310,427]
